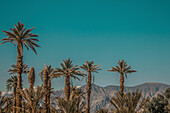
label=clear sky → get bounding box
[0,0,170,91]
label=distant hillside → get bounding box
[53,82,170,112]
[2,82,170,112]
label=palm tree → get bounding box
[54,58,84,101]
[40,65,57,113]
[0,22,40,113]
[70,86,86,113]
[6,75,17,113]
[56,88,86,113]
[80,61,101,113]
[1,22,39,112]
[108,60,136,95]
[20,85,45,113]
[8,64,29,113]
[110,90,148,113]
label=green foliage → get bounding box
[19,85,45,112]
[56,87,86,113]
[110,90,148,113]
[143,89,170,113]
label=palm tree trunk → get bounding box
[13,86,17,113]
[70,88,74,101]
[65,75,70,101]
[16,43,23,113]
[44,67,48,113]
[47,78,51,113]
[120,73,124,95]
[29,82,34,113]
[86,72,92,113]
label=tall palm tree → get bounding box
[54,58,84,101]
[6,75,17,113]
[40,65,57,113]
[108,60,136,95]
[80,61,101,113]
[8,64,29,113]
[1,22,39,113]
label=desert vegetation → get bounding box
[0,22,170,113]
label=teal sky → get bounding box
[0,0,170,91]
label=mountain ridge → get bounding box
[1,82,170,112]
[52,82,170,112]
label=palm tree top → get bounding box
[80,61,101,73]
[0,22,40,54]
[54,58,84,80]
[108,60,137,78]
[39,64,58,81]
[8,64,29,75]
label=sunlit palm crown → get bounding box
[39,65,57,80]
[54,58,84,80]
[108,60,137,78]
[0,22,40,54]
[80,61,101,73]
[8,64,29,75]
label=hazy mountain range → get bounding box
[52,82,170,112]
[2,82,170,112]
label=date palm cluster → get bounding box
[0,22,170,113]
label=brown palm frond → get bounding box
[54,58,84,80]
[108,60,137,77]
[80,61,101,74]
[6,75,17,91]
[96,108,109,113]
[110,90,147,113]
[8,64,29,75]
[28,67,35,84]
[19,85,45,112]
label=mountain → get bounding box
[52,82,170,112]
[2,82,170,112]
